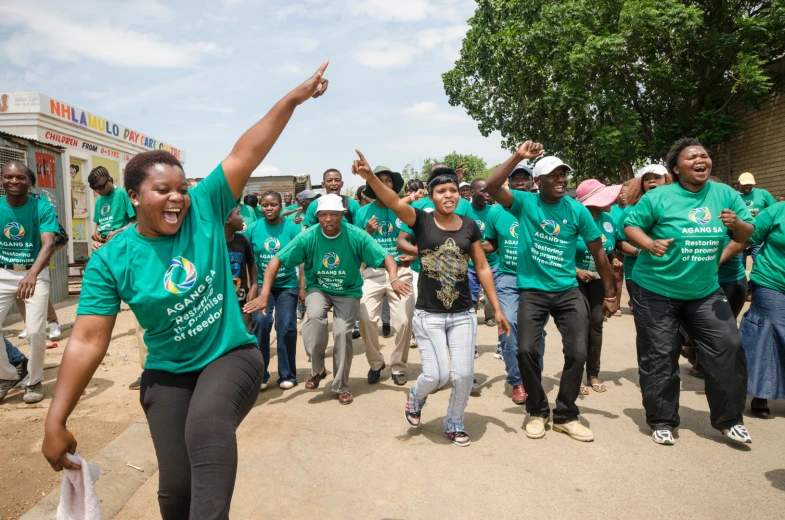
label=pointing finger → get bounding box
[354,149,369,166]
[315,59,329,77]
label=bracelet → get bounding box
[633,248,640,257]
[410,192,419,202]
[390,277,400,284]
[604,297,616,301]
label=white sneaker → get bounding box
[259,382,268,392]
[278,380,295,390]
[723,424,752,444]
[652,429,675,445]
[48,322,62,340]
[493,345,503,359]
[18,329,28,340]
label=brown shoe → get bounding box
[512,384,527,405]
[338,392,353,405]
[305,370,327,389]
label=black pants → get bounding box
[631,286,747,432]
[140,345,264,520]
[517,288,589,424]
[579,279,605,380]
[721,277,748,320]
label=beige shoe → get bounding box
[525,415,549,439]
[553,420,594,442]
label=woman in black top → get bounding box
[352,150,509,447]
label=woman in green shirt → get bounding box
[722,202,785,417]
[624,137,755,446]
[42,62,330,519]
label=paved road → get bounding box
[116,306,785,519]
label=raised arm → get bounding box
[486,141,544,208]
[43,315,117,471]
[222,61,329,199]
[351,150,416,227]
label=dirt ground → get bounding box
[1,302,144,520]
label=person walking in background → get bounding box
[88,165,135,250]
[485,143,617,443]
[624,137,754,446]
[352,151,509,447]
[357,166,415,386]
[466,178,499,328]
[225,206,257,334]
[737,172,777,295]
[301,169,361,228]
[459,182,472,201]
[238,194,258,229]
[246,191,303,390]
[574,179,622,395]
[246,193,409,405]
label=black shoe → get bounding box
[352,328,361,340]
[129,376,142,390]
[13,358,28,388]
[382,323,391,338]
[367,362,386,384]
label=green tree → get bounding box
[443,0,785,182]
[418,152,489,181]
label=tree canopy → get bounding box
[402,152,495,181]
[443,0,785,181]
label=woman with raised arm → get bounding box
[42,62,329,519]
[352,150,509,447]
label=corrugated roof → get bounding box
[0,130,66,151]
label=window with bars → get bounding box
[0,146,28,196]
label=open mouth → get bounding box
[162,208,181,224]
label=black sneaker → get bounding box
[381,323,391,338]
[352,328,361,340]
[129,376,142,390]
[367,362,386,384]
[14,358,28,387]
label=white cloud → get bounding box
[402,101,471,123]
[187,104,234,116]
[251,165,282,177]
[417,24,468,50]
[269,36,320,53]
[273,64,305,75]
[352,41,421,69]
[0,3,229,69]
[353,0,431,21]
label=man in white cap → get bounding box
[246,194,410,405]
[738,172,777,269]
[485,142,617,442]
[459,182,472,201]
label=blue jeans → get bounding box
[4,336,24,365]
[468,266,498,304]
[409,308,477,434]
[251,287,299,384]
[496,273,547,386]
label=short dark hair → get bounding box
[2,160,36,186]
[260,190,282,206]
[665,137,706,179]
[243,194,258,206]
[470,178,486,190]
[70,164,79,173]
[405,179,424,192]
[355,185,365,201]
[323,168,341,180]
[125,151,184,193]
[87,166,110,187]
[426,167,459,195]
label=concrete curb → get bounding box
[20,418,157,520]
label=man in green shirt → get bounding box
[466,178,500,327]
[281,191,300,218]
[485,143,617,442]
[247,194,409,404]
[238,195,258,230]
[356,166,414,386]
[301,169,361,227]
[88,166,135,250]
[738,171,777,268]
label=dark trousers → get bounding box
[632,286,747,432]
[721,277,748,320]
[579,278,605,381]
[517,288,589,424]
[140,345,263,520]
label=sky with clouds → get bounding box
[0,0,513,188]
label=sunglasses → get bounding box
[90,180,109,191]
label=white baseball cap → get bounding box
[634,164,668,178]
[316,193,346,213]
[532,156,572,178]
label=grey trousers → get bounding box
[302,288,360,394]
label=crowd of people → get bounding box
[0,62,780,519]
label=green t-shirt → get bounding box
[253,206,263,220]
[356,202,403,263]
[485,203,519,276]
[246,218,301,288]
[281,203,299,217]
[92,187,135,237]
[748,202,785,294]
[275,222,389,298]
[610,204,624,224]
[0,196,59,266]
[575,212,617,272]
[717,233,746,284]
[626,182,753,300]
[507,190,601,292]
[616,205,638,279]
[302,195,361,228]
[77,164,256,373]
[740,188,777,218]
[465,203,499,268]
[399,197,472,273]
[238,204,257,230]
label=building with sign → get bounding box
[0,92,185,264]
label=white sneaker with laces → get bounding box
[652,429,675,445]
[48,322,62,340]
[723,424,752,444]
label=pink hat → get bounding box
[576,179,622,208]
